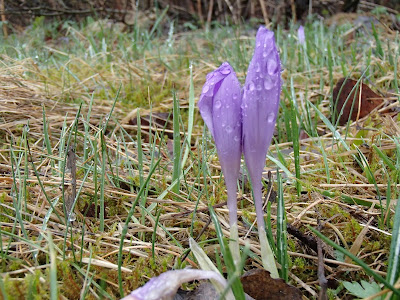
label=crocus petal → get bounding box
[122,269,228,300]
[242,26,281,278]
[242,27,281,185]
[198,62,242,223]
[198,62,238,138]
[297,25,305,45]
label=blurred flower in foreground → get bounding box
[242,27,281,278]
[198,26,281,278]
[198,62,242,264]
[121,269,228,300]
[297,25,305,45]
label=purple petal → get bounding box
[242,27,281,225]
[242,27,281,181]
[198,62,242,224]
[297,25,305,45]
[122,269,227,300]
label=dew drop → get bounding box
[215,101,222,109]
[234,136,240,142]
[202,84,209,93]
[220,68,231,75]
[249,82,255,91]
[267,58,278,75]
[256,84,262,91]
[267,112,275,123]
[255,63,260,72]
[233,94,238,100]
[226,125,233,133]
[264,31,274,42]
[264,78,273,90]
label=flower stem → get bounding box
[226,179,240,266]
[253,180,279,278]
[229,223,240,266]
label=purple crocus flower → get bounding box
[122,269,228,300]
[242,27,281,277]
[198,62,242,262]
[197,27,281,277]
[297,25,305,45]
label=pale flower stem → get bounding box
[253,180,279,278]
[227,181,240,266]
[229,223,240,266]
[258,226,279,278]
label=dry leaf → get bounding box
[332,78,383,125]
[241,269,302,300]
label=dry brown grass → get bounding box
[0,15,399,299]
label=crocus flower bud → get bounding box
[198,62,242,264]
[122,269,228,300]
[297,25,305,45]
[242,27,281,278]
[198,63,242,219]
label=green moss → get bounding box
[58,260,81,299]
[8,261,23,272]
[4,275,26,300]
[293,257,306,270]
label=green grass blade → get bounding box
[99,132,106,231]
[387,194,400,286]
[42,106,55,175]
[276,170,288,281]
[181,63,195,168]
[372,144,396,171]
[47,232,58,300]
[172,89,181,195]
[289,79,301,195]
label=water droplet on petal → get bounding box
[256,84,262,91]
[233,94,238,100]
[264,77,273,90]
[220,68,231,75]
[202,84,209,93]
[249,82,255,91]
[255,63,261,72]
[215,101,222,109]
[267,58,278,75]
[234,136,240,142]
[264,31,274,42]
[267,112,275,123]
[226,125,233,133]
